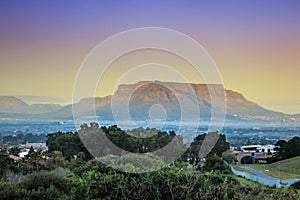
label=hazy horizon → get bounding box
[8,79,300,115]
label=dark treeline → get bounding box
[275,137,300,160]
[46,123,181,161]
[0,133,46,145]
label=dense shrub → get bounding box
[291,181,300,189]
[68,162,299,200]
[0,170,71,200]
[0,162,299,199]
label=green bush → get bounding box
[0,182,28,200]
[24,171,70,193]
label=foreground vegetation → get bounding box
[1,160,299,200]
[0,123,299,199]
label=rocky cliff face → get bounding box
[107,81,285,121]
[69,81,288,121]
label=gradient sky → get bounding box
[0,0,299,113]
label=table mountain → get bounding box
[0,82,298,123]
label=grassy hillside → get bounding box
[247,156,300,179]
[269,156,300,176]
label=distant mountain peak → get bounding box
[0,96,29,113]
[0,96,61,114]
[0,82,299,122]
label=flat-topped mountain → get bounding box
[0,81,298,123]
[108,81,287,121]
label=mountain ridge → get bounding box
[0,82,298,123]
[0,96,61,114]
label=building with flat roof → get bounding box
[241,145,277,154]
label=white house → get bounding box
[241,144,277,154]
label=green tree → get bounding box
[9,147,20,156]
[0,154,16,178]
[182,132,229,162]
[47,151,66,170]
[203,154,227,172]
[46,131,92,160]
[276,137,300,160]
